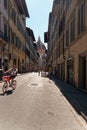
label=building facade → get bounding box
[26,28,39,72]
[0,0,9,70]
[0,0,29,72]
[47,0,87,92]
[0,0,38,73]
[8,0,29,73]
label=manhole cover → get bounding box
[31,83,38,85]
[48,111,54,115]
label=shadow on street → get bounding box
[0,90,13,96]
[50,77,87,122]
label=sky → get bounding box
[25,0,53,48]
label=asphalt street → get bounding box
[0,72,87,130]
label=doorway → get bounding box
[67,58,74,85]
[79,56,86,90]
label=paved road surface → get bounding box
[0,72,86,130]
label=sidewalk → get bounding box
[51,77,87,122]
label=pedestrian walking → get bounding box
[38,69,40,76]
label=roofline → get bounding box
[15,0,29,17]
[26,27,36,41]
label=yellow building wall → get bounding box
[9,15,26,71]
[65,33,87,89]
[71,34,87,87]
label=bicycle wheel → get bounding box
[12,80,17,90]
[2,81,8,94]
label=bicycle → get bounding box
[2,75,17,95]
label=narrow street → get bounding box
[0,72,87,130]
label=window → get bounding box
[17,17,25,36]
[4,0,8,10]
[58,43,60,58]
[70,18,75,43]
[0,14,1,30]
[66,0,70,11]
[9,2,12,18]
[66,28,69,47]
[12,32,14,44]
[14,34,16,46]
[8,27,10,42]
[0,58,2,68]
[10,29,12,43]
[9,2,16,25]
[11,9,16,24]
[78,1,85,34]
[60,42,63,55]
[56,46,58,59]
[4,24,8,41]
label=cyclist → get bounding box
[2,65,18,93]
[4,65,18,83]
